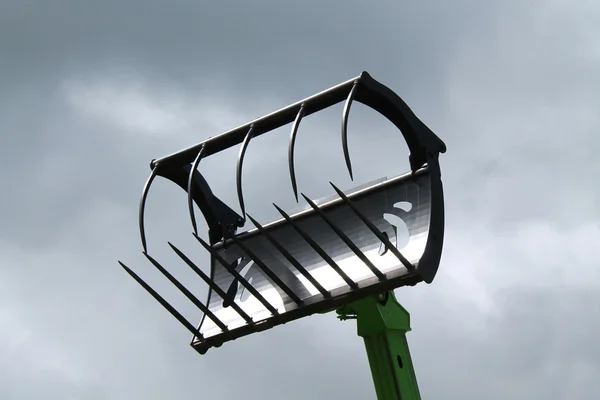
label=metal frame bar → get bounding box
[192,272,422,355]
[149,71,445,170]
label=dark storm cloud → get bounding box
[1,1,503,90]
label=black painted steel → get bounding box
[117,71,446,356]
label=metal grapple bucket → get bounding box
[118,71,446,355]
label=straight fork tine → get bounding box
[329,182,415,271]
[246,213,331,298]
[273,203,359,290]
[118,261,204,339]
[228,234,304,306]
[193,234,280,316]
[143,253,230,331]
[168,242,255,323]
[300,193,386,281]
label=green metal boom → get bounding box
[337,291,421,399]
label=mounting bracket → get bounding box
[337,291,421,400]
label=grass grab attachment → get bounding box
[118,71,446,359]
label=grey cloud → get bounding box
[1,1,500,87]
[1,0,599,399]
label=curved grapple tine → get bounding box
[288,105,306,202]
[236,125,255,219]
[188,144,206,235]
[342,80,360,181]
[139,165,160,253]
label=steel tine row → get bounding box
[168,242,254,323]
[341,80,359,181]
[329,182,415,271]
[118,261,205,340]
[188,144,206,236]
[273,203,359,290]
[228,234,304,306]
[300,193,386,282]
[143,252,230,331]
[288,105,306,202]
[246,213,331,298]
[193,234,280,316]
[138,166,160,253]
[236,125,255,219]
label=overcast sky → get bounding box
[1,1,599,399]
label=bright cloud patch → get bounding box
[60,72,246,137]
[62,77,187,135]
[435,220,600,319]
[0,259,86,383]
